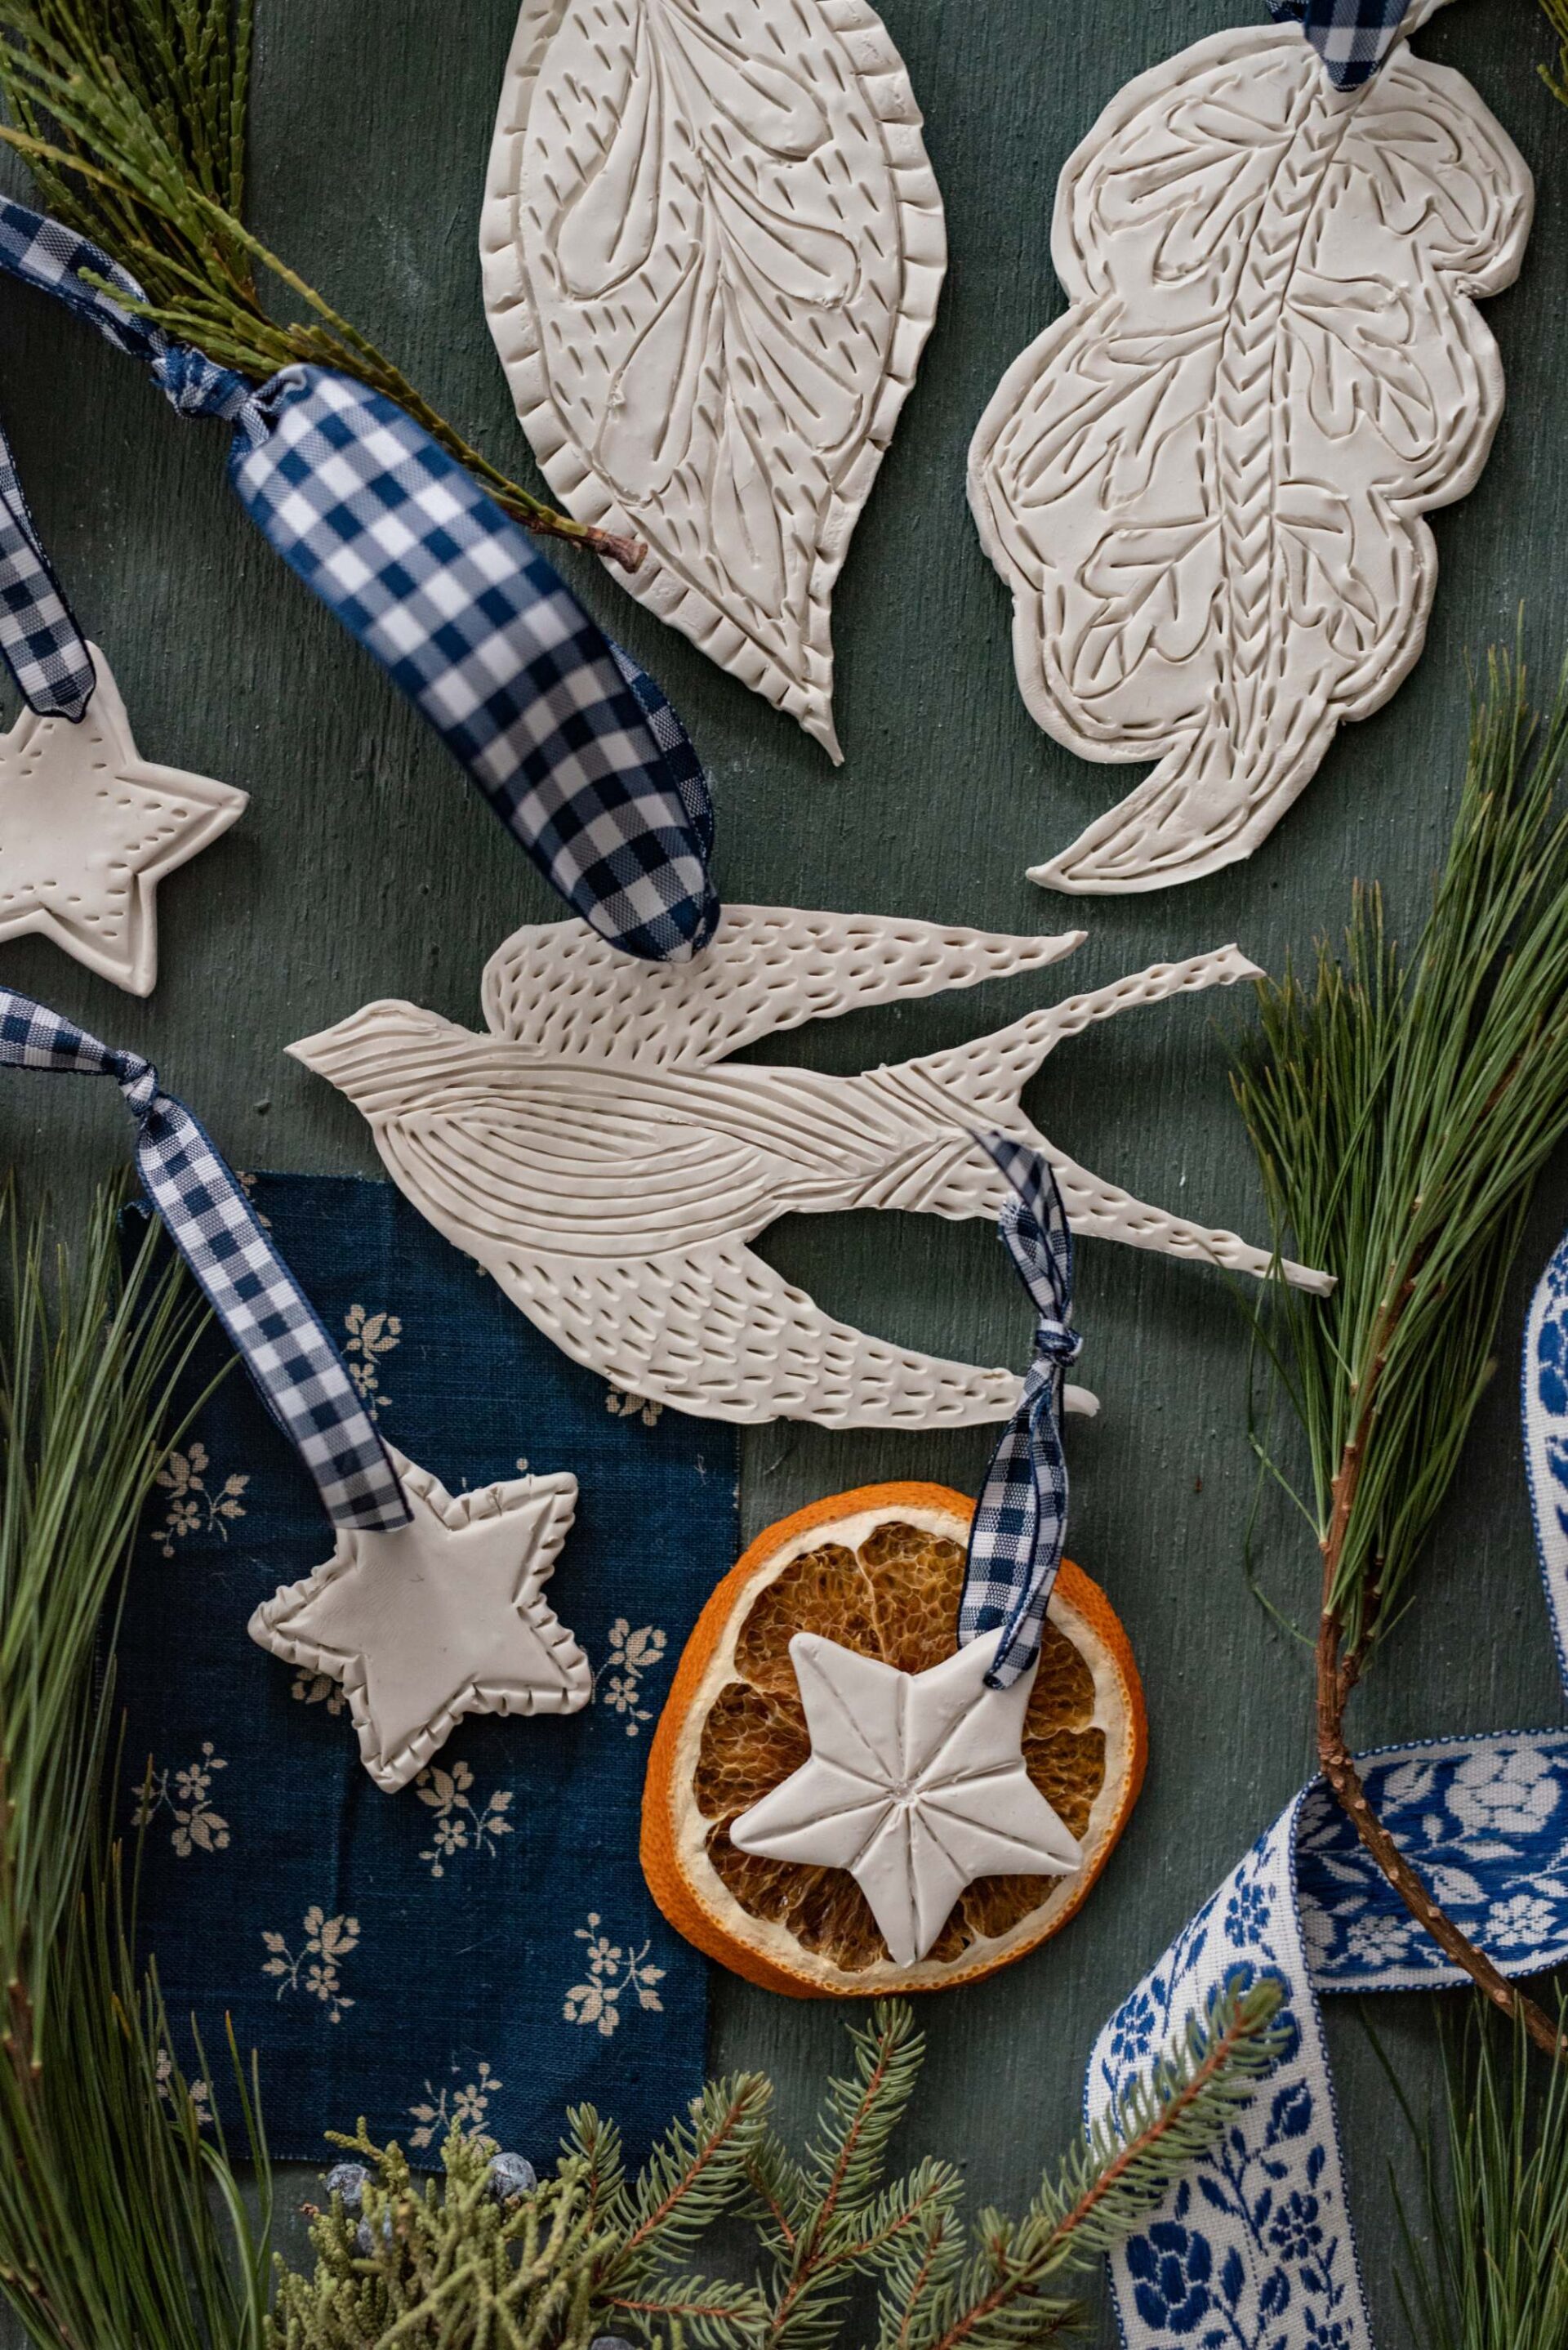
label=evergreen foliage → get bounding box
[1231,648,1568,2049]
[1391,1989,1568,2349]
[0,0,639,561]
[269,1984,1287,2350]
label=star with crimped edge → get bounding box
[729,1630,1082,1966]
[248,1450,591,1793]
[0,644,247,996]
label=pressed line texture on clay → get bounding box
[289,907,1330,1432]
[969,23,1531,894]
[481,0,947,760]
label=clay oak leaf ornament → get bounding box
[288,909,1330,1429]
[481,0,946,760]
[730,1627,1083,1968]
[0,646,247,993]
[248,1451,590,1793]
[967,20,1532,894]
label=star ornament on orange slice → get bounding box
[249,1451,590,1792]
[0,646,246,994]
[730,1629,1082,1968]
[642,1483,1147,1996]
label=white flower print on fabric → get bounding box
[1344,1911,1415,1968]
[343,1303,401,1413]
[261,1905,359,2024]
[563,1913,666,2038]
[152,1442,248,1558]
[595,1619,668,1737]
[408,2060,503,2152]
[291,1669,346,1716]
[154,2047,212,2127]
[234,1171,271,1228]
[131,1741,230,1857]
[414,1761,514,1879]
[605,1382,662,1428]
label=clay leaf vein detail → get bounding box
[483,0,947,757]
[967,25,1532,894]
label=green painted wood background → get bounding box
[2,0,1566,2336]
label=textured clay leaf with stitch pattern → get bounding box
[967,23,1531,895]
[481,0,947,760]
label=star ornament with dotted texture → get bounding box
[0,644,247,995]
[729,1629,1083,1966]
[248,1451,591,1792]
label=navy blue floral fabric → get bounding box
[117,1173,737,2166]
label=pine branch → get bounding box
[0,0,644,566]
[1541,0,1568,103]
[0,1187,268,2350]
[875,1980,1287,2350]
[1232,646,1568,2056]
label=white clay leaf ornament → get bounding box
[967,21,1532,894]
[730,1628,1080,1966]
[0,646,247,993]
[481,0,947,760]
[288,907,1331,1430]
[248,1451,590,1793]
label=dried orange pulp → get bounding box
[641,1482,1147,1998]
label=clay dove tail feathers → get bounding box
[886,944,1334,1296]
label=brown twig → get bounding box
[1314,1285,1566,2059]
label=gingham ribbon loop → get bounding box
[0,197,719,962]
[0,988,412,1534]
[959,1135,1080,1689]
[1267,0,1450,91]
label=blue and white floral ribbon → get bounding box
[960,1136,1081,1688]
[1090,1221,1568,2350]
[0,199,718,963]
[0,988,411,1533]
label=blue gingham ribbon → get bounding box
[960,1135,1081,1688]
[1087,1220,1568,2350]
[1267,0,1453,91]
[0,200,718,962]
[0,411,96,717]
[0,989,411,1532]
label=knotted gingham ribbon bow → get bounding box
[960,1135,1082,1689]
[1087,1220,1568,2350]
[1268,0,1450,91]
[0,989,410,1533]
[0,200,718,963]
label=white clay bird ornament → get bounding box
[289,908,1330,1429]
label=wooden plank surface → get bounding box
[2,0,1566,2336]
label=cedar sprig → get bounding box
[0,0,641,565]
[1232,645,1568,2053]
[1389,1987,1568,2349]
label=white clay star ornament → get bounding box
[248,1451,590,1793]
[0,645,247,993]
[729,1629,1081,1966]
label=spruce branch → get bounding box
[0,0,644,566]
[1232,646,1568,2057]
[874,1979,1288,2350]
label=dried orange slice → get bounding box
[641,1481,1146,1997]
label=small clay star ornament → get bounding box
[729,1629,1082,1965]
[248,1451,590,1792]
[0,644,247,995]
